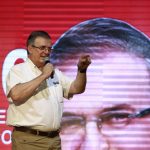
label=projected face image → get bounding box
[51,18,150,150]
[59,52,150,150]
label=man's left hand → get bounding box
[77,55,91,73]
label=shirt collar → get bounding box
[26,58,42,74]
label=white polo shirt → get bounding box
[6,58,73,131]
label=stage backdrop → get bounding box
[0,0,150,149]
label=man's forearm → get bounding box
[69,54,91,95]
[8,74,47,105]
[70,71,87,94]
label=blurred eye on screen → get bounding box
[61,116,85,134]
[100,111,132,129]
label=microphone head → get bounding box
[44,57,50,64]
[44,57,54,78]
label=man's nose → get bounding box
[44,48,50,54]
[80,121,110,150]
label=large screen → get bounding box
[1,0,150,149]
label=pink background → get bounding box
[0,0,150,149]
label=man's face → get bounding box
[28,37,51,67]
[60,52,150,150]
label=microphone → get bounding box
[44,57,50,64]
[44,57,54,79]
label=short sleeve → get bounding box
[6,67,22,97]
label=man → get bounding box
[6,31,91,150]
[51,18,150,150]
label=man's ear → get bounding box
[28,45,33,54]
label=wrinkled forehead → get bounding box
[34,37,51,45]
[63,52,150,114]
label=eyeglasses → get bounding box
[32,45,52,52]
[61,108,150,134]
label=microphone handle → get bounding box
[44,58,54,79]
[50,70,54,79]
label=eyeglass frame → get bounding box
[61,107,150,131]
[32,45,52,52]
